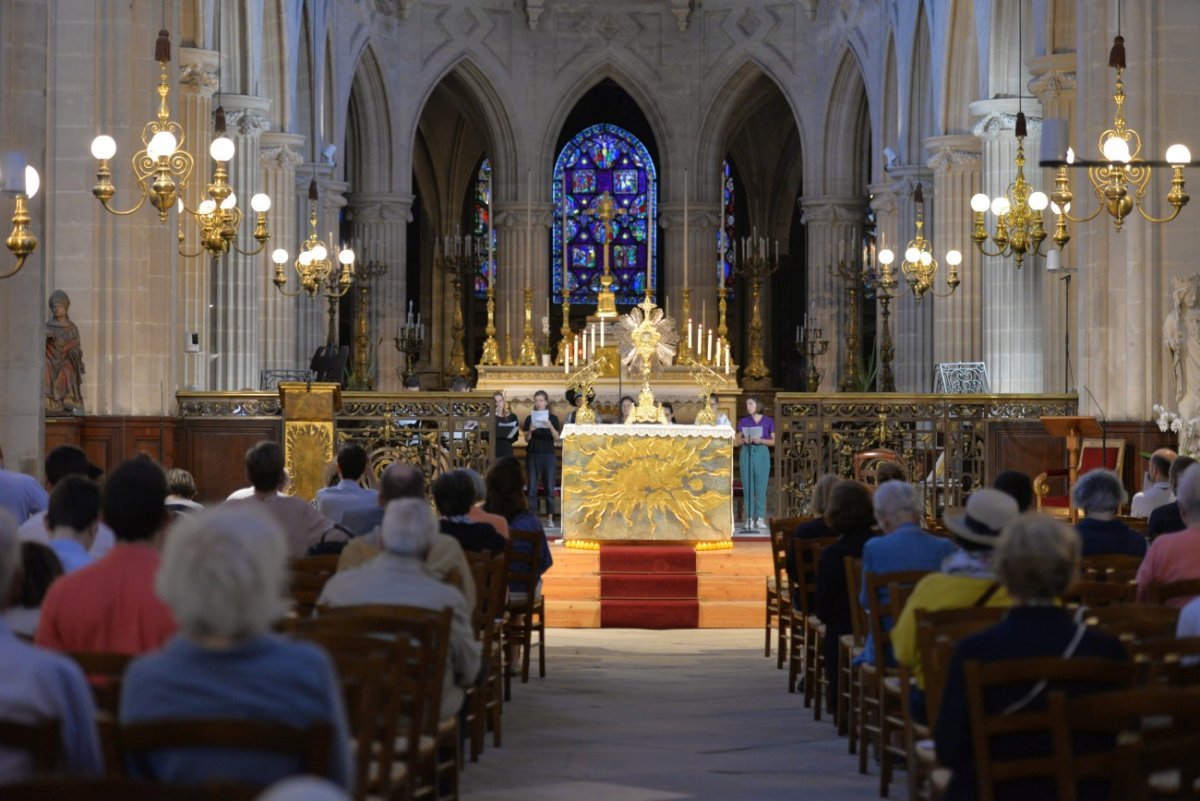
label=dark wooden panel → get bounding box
[176,420,280,504]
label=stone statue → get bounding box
[45,289,85,414]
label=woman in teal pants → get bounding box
[736,395,775,530]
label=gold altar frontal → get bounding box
[560,423,734,550]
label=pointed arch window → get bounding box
[719,158,736,297]
[553,123,657,304]
[472,158,495,300]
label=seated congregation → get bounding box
[0,442,553,800]
[773,453,1200,801]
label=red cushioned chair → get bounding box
[1033,437,1125,514]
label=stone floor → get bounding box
[460,628,902,801]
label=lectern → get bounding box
[279,382,342,502]
[1040,415,1103,522]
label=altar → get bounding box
[560,423,735,549]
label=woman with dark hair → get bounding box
[484,457,554,587]
[4,542,65,638]
[736,395,775,529]
[813,480,878,708]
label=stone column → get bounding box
[971,99,1046,393]
[207,93,271,390]
[799,196,867,391]
[257,132,304,375]
[925,135,984,368]
[494,201,553,362]
[1029,56,1078,393]
[177,48,220,391]
[346,192,412,390]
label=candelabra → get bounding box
[269,182,356,346]
[393,321,425,385]
[556,285,571,365]
[518,288,538,365]
[796,319,829,392]
[893,184,962,300]
[828,254,863,392]
[686,355,730,425]
[479,280,499,365]
[349,255,387,390]
[565,351,610,425]
[436,237,472,378]
[875,256,898,392]
[677,288,694,361]
[735,248,780,381]
[1,161,39,280]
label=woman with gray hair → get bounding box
[119,505,351,790]
[1072,469,1147,557]
[934,514,1128,800]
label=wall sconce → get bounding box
[2,158,40,280]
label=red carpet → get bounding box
[599,545,699,629]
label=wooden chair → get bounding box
[289,554,341,617]
[116,719,332,786]
[1048,686,1200,800]
[1147,577,1200,607]
[66,651,133,774]
[1080,554,1143,584]
[1083,605,1180,644]
[308,605,457,801]
[294,634,411,801]
[962,657,1136,801]
[1131,637,1200,687]
[1,779,260,801]
[504,528,547,696]
[790,536,835,711]
[1034,436,1126,514]
[907,606,1006,801]
[860,570,929,795]
[766,515,806,665]
[1062,579,1135,608]
[463,550,508,762]
[839,556,866,745]
[0,719,59,777]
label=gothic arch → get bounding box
[881,31,899,179]
[260,0,291,132]
[540,62,674,195]
[905,4,935,157]
[940,0,979,135]
[695,60,808,197]
[344,45,392,193]
[823,48,871,196]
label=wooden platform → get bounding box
[543,540,770,628]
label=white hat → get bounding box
[944,489,1020,547]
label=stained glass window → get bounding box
[718,158,735,296]
[472,158,495,299]
[553,124,656,304]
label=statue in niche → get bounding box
[45,289,85,415]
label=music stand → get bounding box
[1040,415,1103,522]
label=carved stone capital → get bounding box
[224,108,272,137]
[180,62,219,98]
[259,144,303,170]
[350,202,410,224]
[798,197,867,226]
[1028,70,1077,102]
[927,147,981,173]
[972,111,1042,140]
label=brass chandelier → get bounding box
[1,160,39,280]
[880,183,961,301]
[1046,17,1191,231]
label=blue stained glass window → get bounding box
[553,124,657,304]
[472,158,496,299]
[718,158,736,297]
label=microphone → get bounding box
[1081,385,1108,468]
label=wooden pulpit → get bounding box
[1040,415,1103,522]
[278,382,342,502]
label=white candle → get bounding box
[707,329,713,362]
[687,318,693,349]
[600,323,605,348]
[724,345,730,374]
[683,169,689,287]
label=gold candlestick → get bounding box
[557,285,571,365]
[797,320,830,392]
[829,256,861,391]
[503,336,514,366]
[580,192,626,319]
[737,251,779,381]
[677,287,693,361]
[480,283,499,365]
[518,287,538,365]
[350,257,388,390]
[877,261,897,392]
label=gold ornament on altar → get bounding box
[564,350,610,425]
[684,355,730,425]
[616,298,678,424]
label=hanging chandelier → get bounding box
[1045,10,1191,232]
[90,30,194,222]
[880,184,961,301]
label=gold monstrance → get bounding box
[617,297,679,424]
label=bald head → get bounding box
[378,463,425,505]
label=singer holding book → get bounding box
[521,389,562,520]
[736,395,775,529]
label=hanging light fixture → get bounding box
[89,30,194,222]
[1044,1,1191,231]
[881,183,962,301]
[969,0,1063,268]
[270,180,356,346]
[1,159,40,280]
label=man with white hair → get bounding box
[857,480,956,665]
[318,498,480,720]
[0,508,103,781]
[1137,462,1200,607]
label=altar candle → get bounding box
[795,325,800,344]
[725,344,730,374]
[600,322,605,348]
[687,318,693,349]
[707,329,713,362]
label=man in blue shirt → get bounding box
[858,480,956,665]
[45,476,101,573]
[0,462,48,525]
[314,443,378,525]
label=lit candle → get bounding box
[600,322,605,348]
[724,344,730,374]
[707,329,713,362]
[687,318,693,349]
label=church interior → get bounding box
[4,2,1200,799]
